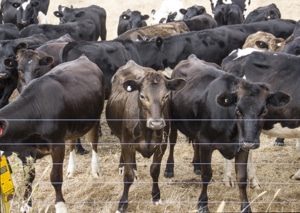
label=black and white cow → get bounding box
[167,54,289,212]
[0,55,105,212]
[15,0,48,30]
[117,9,149,36]
[53,5,107,41]
[151,0,184,24]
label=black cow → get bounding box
[0,34,48,108]
[183,13,217,31]
[19,19,98,41]
[53,5,107,41]
[221,49,300,180]
[210,0,250,14]
[0,23,19,39]
[244,3,281,24]
[167,54,289,212]
[15,0,48,30]
[179,4,207,20]
[282,20,300,56]
[106,60,186,213]
[161,19,295,68]
[0,55,105,212]
[117,9,149,36]
[60,37,164,99]
[213,2,244,26]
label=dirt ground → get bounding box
[6,0,300,212]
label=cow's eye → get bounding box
[140,94,146,101]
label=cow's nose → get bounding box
[241,141,260,150]
[148,119,165,130]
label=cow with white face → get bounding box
[150,0,184,24]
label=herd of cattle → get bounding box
[0,0,299,212]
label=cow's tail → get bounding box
[59,41,77,63]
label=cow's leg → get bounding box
[51,144,67,213]
[164,122,177,178]
[66,139,77,178]
[117,144,135,213]
[197,143,213,213]
[19,156,35,213]
[247,151,261,189]
[86,124,100,178]
[235,150,251,213]
[192,140,201,175]
[151,143,167,205]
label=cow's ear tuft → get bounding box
[217,92,237,107]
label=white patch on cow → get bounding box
[21,1,29,10]
[20,203,32,213]
[66,150,76,177]
[242,75,247,80]
[37,11,48,24]
[151,0,184,25]
[232,48,263,60]
[262,123,300,138]
[222,0,233,5]
[28,59,32,64]
[153,199,163,205]
[55,202,67,213]
[91,150,99,177]
[0,150,3,155]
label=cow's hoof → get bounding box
[198,205,209,213]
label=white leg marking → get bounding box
[20,203,32,213]
[55,202,67,213]
[67,150,76,177]
[223,159,234,187]
[91,150,99,178]
[153,199,163,205]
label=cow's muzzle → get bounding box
[240,141,260,150]
[147,119,166,130]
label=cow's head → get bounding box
[54,5,82,24]
[217,80,290,150]
[16,49,53,92]
[123,63,186,130]
[15,0,41,29]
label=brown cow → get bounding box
[106,60,186,213]
[114,21,189,40]
[242,31,285,51]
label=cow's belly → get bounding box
[263,123,300,138]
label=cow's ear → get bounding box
[123,80,140,92]
[75,11,85,18]
[0,120,8,136]
[4,58,17,69]
[179,9,187,15]
[155,37,163,48]
[39,56,54,66]
[53,11,63,18]
[166,78,186,91]
[267,91,290,107]
[217,92,237,107]
[142,15,149,20]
